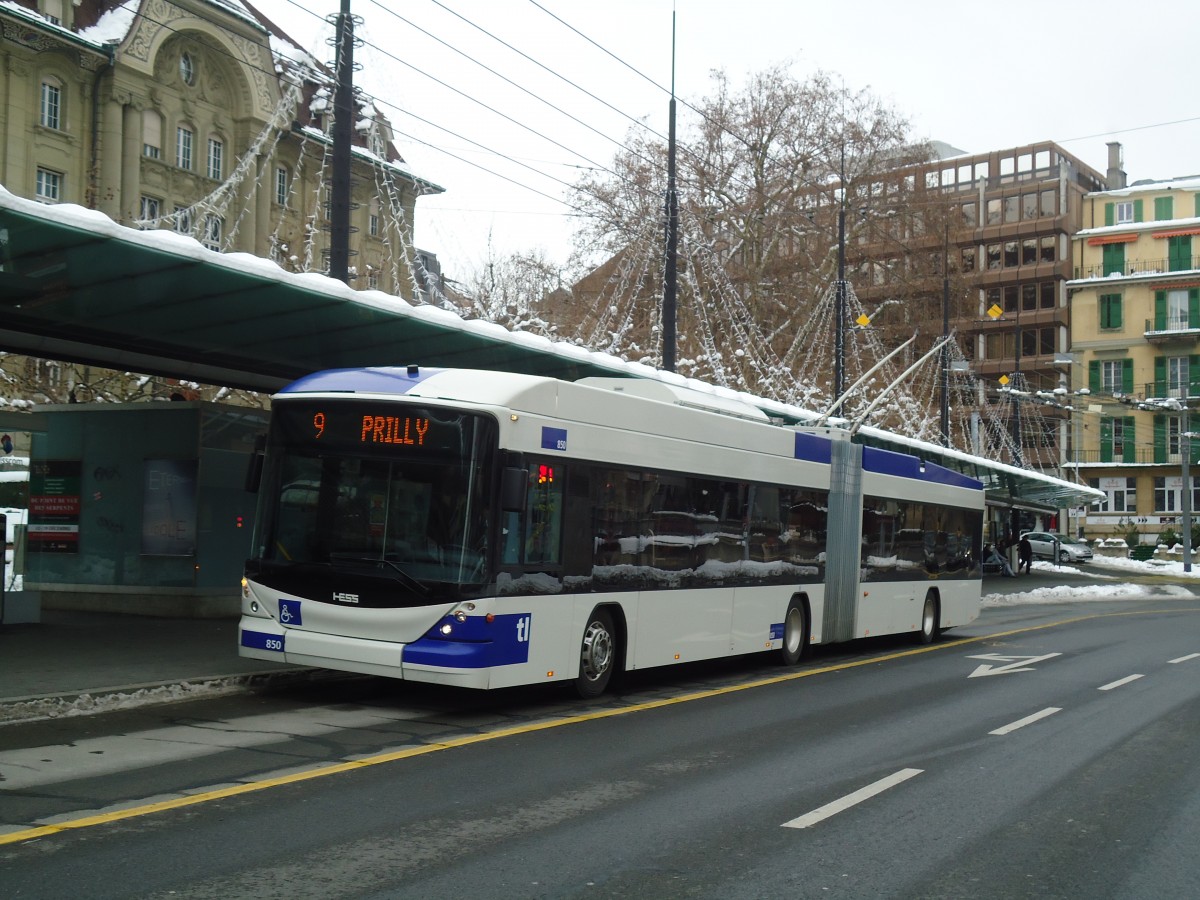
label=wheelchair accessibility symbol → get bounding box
[279,599,302,626]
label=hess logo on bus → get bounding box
[333,591,360,604]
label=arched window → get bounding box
[142,109,163,159]
[203,214,223,251]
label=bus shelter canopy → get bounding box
[0,188,1102,512]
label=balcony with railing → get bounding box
[1144,317,1200,342]
[1140,381,1200,403]
[1074,254,1199,281]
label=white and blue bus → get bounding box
[239,367,984,696]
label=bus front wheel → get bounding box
[575,608,617,698]
[779,598,808,666]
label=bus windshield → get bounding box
[253,400,496,586]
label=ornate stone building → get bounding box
[0,0,443,405]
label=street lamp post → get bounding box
[1182,413,1193,573]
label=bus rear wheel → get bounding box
[914,591,940,644]
[575,608,616,698]
[779,598,808,666]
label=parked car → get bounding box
[1021,531,1093,564]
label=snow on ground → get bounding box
[0,680,251,726]
[982,554,1200,607]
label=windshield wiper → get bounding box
[328,553,430,594]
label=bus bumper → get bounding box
[238,617,495,689]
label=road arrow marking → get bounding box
[967,652,1062,678]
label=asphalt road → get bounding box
[2,596,1198,899]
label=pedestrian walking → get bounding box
[1018,535,1033,574]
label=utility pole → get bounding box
[661,11,678,373]
[834,138,847,403]
[940,221,950,446]
[328,0,355,284]
[1012,307,1024,468]
[1182,405,1193,572]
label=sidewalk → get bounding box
[0,608,305,724]
[0,567,1192,724]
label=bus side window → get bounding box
[525,462,563,565]
[501,509,522,565]
[501,462,564,567]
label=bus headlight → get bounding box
[250,600,261,614]
[454,610,468,623]
[440,623,453,635]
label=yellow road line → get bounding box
[3,606,1196,847]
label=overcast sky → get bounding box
[248,0,1200,281]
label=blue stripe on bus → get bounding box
[861,446,982,490]
[278,366,444,395]
[794,431,832,464]
[404,612,532,669]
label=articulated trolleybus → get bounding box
[240,366,984,697]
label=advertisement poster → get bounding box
[28,460,82,553]
[141,459,198,556]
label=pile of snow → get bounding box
[0,679,248,726]
[983,554,1200,607]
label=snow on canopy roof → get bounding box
[0,184,1097,508]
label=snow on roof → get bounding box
[1085,174,1200,198]
[202,0,267,31]
[1075,213,1200,239]
[75,0,138,44]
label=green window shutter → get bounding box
[1100,417,1114,463]
[1104,202,1114,226]
[1123,417,1136,462]
[1154,415,1166,463]
[1154,356,1167,397]
[1191,354,1200,397]
[1196,193,1200,218]
[1099,293,1123,329]
[1089,360,1101,392]
[1133,199,1143,222]
[1168,235,1192,272]
[1189,287,1200,329]
[1121,358,1134,394]
[1102,243,1125,275]
[1155,290,1167,330]
[1155,196,1173,220]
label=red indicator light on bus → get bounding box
[538,464,554,484]
[235,515,244,528]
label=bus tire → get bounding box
[779,598,808,666]
[575,607,617,698]
[915,590,940,644]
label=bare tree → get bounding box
[559,66,958,409]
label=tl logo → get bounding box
[515,615,531,643]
